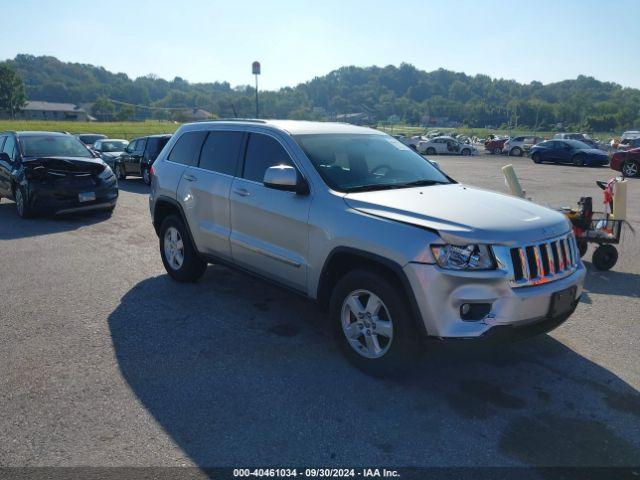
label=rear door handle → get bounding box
[233,188,251,197]
[183,174,197,182]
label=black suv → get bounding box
[113,134,171,185]
[0,131,118,218]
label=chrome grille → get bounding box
[508,233,579,287]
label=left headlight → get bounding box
[430,244,496,270]
[99,166,115,180]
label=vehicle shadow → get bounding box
[107,267,640,468]
[0,199,112,240]
[582,262,640,298]
[116,179,149,195]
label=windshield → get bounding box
[565,140,592,149]
[101,140,128,152]
[294,133,452,192]
[20,135,93,158]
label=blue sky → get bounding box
[3,0,638,90]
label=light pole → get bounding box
[252,61,261,118]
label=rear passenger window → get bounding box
[199,131,244,175]
[168,131,207,166]
[243,133,293,182]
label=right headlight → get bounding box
[430,244,496,270]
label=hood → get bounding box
[22,156,107,175]
[344,183,571,245]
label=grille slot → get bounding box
[508,233,578,287]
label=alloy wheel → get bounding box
[341,289,393,359]
[622,160,638,177]
[163,227,185,270]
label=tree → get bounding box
[91,95,115,121]
[0,65,27,119]
[116,104,135,121]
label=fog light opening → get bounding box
[460,303,492,322]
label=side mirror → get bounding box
[263,165,308,194]
[0,152,10,163]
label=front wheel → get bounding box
[577,239,588,258]
[142,166,151,185]
[461,148,471,156]
[573,155,585,167]
[622,160,639,177]
[14,185,34,219]
[493,147,502,155]
[114,163,126,180]
[510,147,523,157]
[159,215,207,282]
[532,153,542,164]
[330,269,422,376]
[592,244,618,271]
[426,147,436,156]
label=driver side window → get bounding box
[242,133,293,183]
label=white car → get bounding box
[394,134,423,151]
[503,136,543,156]
[417,136,476,156]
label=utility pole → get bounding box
[252,61,261,118]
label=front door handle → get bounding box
[183,174,197,182]
[233,188,251,197]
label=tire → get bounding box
[329,269,422,377]
[622,160,639,178]
[142,166,151,185]
[493,147,502,155]
[114,163,126,180]
[426,147,436,156]
[14,185,33,219]
[461,148,471,156]
[592,244,618,271]
[159,214,207,282]
[572,155,585,167]
[532,153,542,164]
[577,239,588,258]
[510,147,523,157]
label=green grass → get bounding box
[0,120,180,140]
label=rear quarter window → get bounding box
[167,131,208,166]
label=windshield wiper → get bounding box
[394,179,448,188]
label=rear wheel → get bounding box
[511,147,523,157]
[159,215,207,282]
[573,155,585,167]
[622,160,639,177]
[493,147,502,155]
[330,269,422,376]
[426,147,436,155]
[461,148,471,156]
[592,244,618,271]
[577,239,588,258]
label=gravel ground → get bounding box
[1,152,638,470]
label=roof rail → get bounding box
[192,118,267,124]
[0,130,17,135]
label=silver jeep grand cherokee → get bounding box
[149,120,585,374]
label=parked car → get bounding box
[553,133,601,149]
[610,147,640,177]
[393,134,421,151]
[618,137,640,151]
[484,137,508,154]
[530,140,610,167]
[74,133,107,147]
[113,134,171,185]
[417,136,476,155]
[93,139,129,167]
[149,120,585,375]
[503,136,543,156]
[0,131,117,218]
